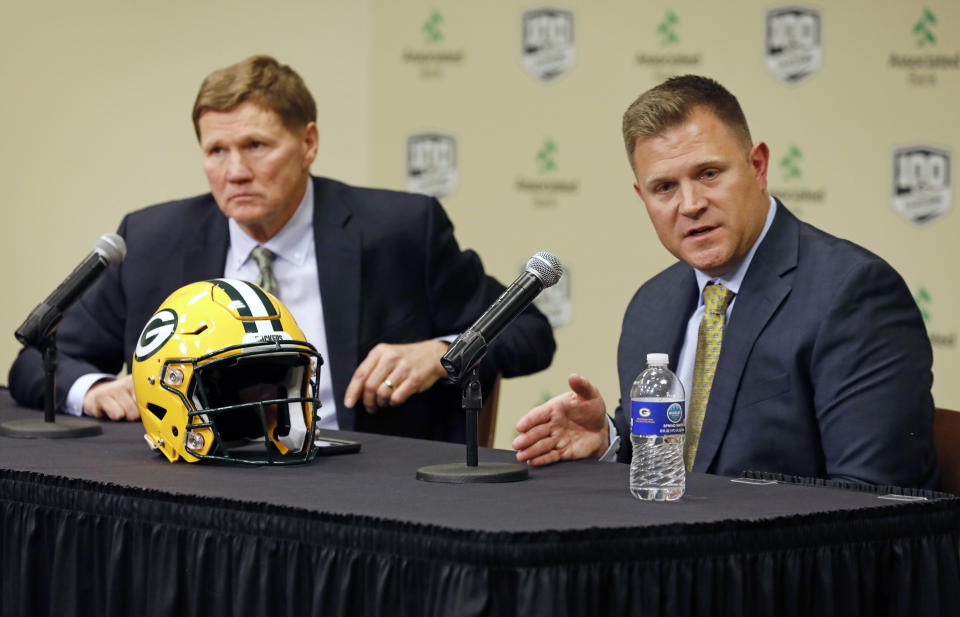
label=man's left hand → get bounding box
[344,340,449,412]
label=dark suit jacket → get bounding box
[613,202,939,489]
[9,177,555,443]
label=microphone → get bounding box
[441,251,562,382]
[15,233,127,347]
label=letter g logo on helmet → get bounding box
[134,309,178,361]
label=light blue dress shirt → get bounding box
[601,195,778,459]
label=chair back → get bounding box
[934,407,960,495]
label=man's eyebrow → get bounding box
[643,173,671,190]
[642,157,727,190]
[693,157,725,169]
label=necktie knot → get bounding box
[251,245,276,269]
[702,284,734,317]
[250,246,279,297]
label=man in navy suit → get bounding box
[8,55,555,443]
[512,75,938,488]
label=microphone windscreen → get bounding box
[95,233,127,266]
[525,251,563,287]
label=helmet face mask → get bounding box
[133,279,323,464]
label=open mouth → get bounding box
[687,226,715,238]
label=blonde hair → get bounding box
[192,55,316,140]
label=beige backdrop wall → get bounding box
[370,0,960,449]
[2,1,956,452]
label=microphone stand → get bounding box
[416,367,528,483]
[0,331,102,438]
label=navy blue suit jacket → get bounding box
[613,202,939,489]
[9,177,555,443]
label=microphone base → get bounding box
[0,417,102,439]
[416,462,529,483]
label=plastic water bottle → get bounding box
[629,353,686,501]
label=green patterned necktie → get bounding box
[684,283,735,471]
[250,246,279,297]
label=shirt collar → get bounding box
[694,194,777,300]
[228,179,314,268]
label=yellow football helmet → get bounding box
[132,278,323,464]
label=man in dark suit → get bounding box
[512,75,938,488]
[8,55,555,444]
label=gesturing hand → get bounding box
[512,373,609,466]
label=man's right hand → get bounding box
[512,373,609,466]
[83,375,139,421]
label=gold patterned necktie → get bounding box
[250,246,279,297]
[685,283,735,470]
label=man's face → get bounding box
[198,101,318,242]
[631,107,770,278]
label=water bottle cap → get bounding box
[646,353,669,366]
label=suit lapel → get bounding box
[693,202,798,472]
[658,270,697,372]
[618,263,696,411]
[311,178,362,429]
[183,199,229,283]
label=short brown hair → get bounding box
[622,75,752,170]
[192,55,317,141]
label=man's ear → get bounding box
[750,141,770,189]
[302,122,319,168]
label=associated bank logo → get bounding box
[423,10,443,43]
[888,9,957,86]
[914,285,957,348]
[915,286,932,322]
[892,145,952,224]
[521,8,576,81]
[765,6,822,83]
[406,132,458,198]
[536,138,558,173]
[635,9,700,79]
[403,10,463,79]
[769,141,825,213]
[515,137,579,207]
[657,11,679,47]
[914,8,936,48]
[780,145,803,181]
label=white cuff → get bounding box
[598,416,620,462]
[65,373,113,417]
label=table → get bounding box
[0,389,957,617]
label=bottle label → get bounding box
[630,400,685,436]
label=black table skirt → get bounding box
[0,391,958,617]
